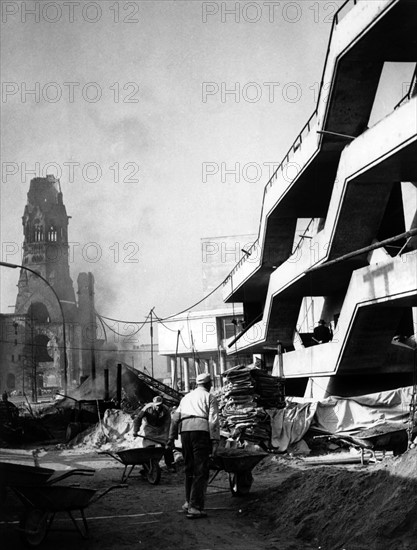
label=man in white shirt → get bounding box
[167,372,220,519]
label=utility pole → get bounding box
[174,329,180,390]
[276,340,284,378]
[87,273,96,383]
[30,309,37,403]
[150,307,155,378]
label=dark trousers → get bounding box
[164,447,174,468]
[181,431,211,511]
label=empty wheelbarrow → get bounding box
[12,483,123,547]
[1,462,123,547]
[100,446,165,484]
[209,449,268,496]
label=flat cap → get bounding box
[196,372,212,384]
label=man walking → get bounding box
[167,372,220,519]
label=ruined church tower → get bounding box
[15,175,77,321]
[14,175,84,389]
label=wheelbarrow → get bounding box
[11,483,124,546]
[99,446,165,484]
[1,462,123,547]
[209,449,268,496]
[315,421,409,463]
[0,461,95,504]
[351,422,409,458]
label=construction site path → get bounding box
[3,445,416,550]
[0,447,296,550]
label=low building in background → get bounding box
[158,235,256,390]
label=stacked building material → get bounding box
[219,364,285,445]
[251,368,285,409]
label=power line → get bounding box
[179,332,191,351]
[96,314,108,342]
[96,312,152,325]
[0,338,159,354]
[97,312,149,338]
[94,277,226,327]
[160,280,225,321]
[153,310,181,333]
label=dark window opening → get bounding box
[28,302,50,323]
[7,373,16,389]
[33,334,54,363]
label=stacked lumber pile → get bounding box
[219,364,285,445]
[251,368,285,409]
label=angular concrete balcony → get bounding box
[282,253,417,378]
[223,0,416,307]
[227,251,417,364]
[326,98,417,260]
[225,97,417,354]
[318,0,417,148]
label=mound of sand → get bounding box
[245,448,417,550]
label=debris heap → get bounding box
[219,365,285,445]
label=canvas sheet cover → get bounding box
[268,386,413,451]
[312,386,413,435]
[267,401,317,452]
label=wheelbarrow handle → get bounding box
[137,434,182,453]
[134,434,182,452]
[48,468,96,484]
[133,433,167,446]
[98,451,124,464]
[89,484,128,505]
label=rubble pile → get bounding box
[219,365,285,445]
[64,409,136,451]
[243,448,417,550]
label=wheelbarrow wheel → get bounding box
[19,508,48,547]
[229,470,253,497]
[145,458,161,485]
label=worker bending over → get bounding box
[132,395,174,470]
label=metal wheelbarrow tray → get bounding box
[351,422,409,456]
[0,462,55,488]
[0,461,95,511]
[100,446,165,484]
[209,450,268,496]
[0,461,95,488]
[11,482,123,547]
[316,422,409,463]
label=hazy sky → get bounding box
[3,0,408,340]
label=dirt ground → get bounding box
[1,444,417,550]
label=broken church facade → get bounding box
[0,175,97,396]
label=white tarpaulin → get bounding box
[267,386,414,451]
[268,401,317,452]
[312,386,413,435]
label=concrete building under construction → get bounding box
[222,0,417,399]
